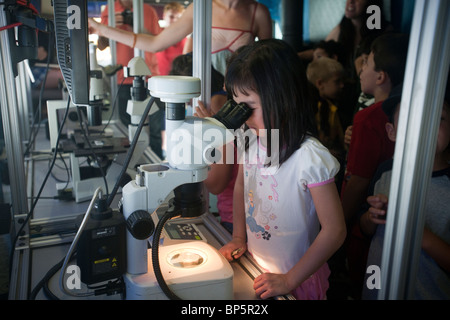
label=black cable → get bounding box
[101,77,126,134]
[29,255,65,300]
[151,209,181,300]
[43,280,60,300]
[75,106,109,197]
[106,96,156,207]
[48,151,70,187]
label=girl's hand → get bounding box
[253,273,291,299]
[219,238,246,261]
[193,100,213,118]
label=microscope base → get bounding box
[123,241,233,300]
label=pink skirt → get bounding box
[291,263,330,300]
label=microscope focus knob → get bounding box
[126,210,155,240]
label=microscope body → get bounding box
[122,76,251,290]
[117,73,255,299]
[123,75,214,274]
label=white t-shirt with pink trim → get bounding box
[243,136,339,275]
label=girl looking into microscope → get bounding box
[219,39,346,300]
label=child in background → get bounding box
[342,33,409,220]
[311,40,354,137]
[352,34,380,112]
[219,39,346,300]
[307,57,346,165]
[341,32,409,299]
[312,40,344,65]
[360,82,450,299]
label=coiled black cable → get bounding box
[151,208,181,300]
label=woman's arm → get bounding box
[89,4,194,53]
[254,3,273,40]
[326,24,340,42]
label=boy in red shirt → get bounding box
[340,33,409,298]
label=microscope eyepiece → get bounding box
[213,100,252,130]
[212,99,236,119]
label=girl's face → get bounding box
[344,0,367,19]
[233,88,265,136]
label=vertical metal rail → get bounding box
[191,0,212,217]
[16,62,32,140]
[379,0,450,299]
[133,0,145,60]
[0,5,31,300]
[192,0,212,114]
[107,0,118,121]
[0,7,29,224]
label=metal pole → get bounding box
[191,0,212,216]
[107,0,118,121]
[16,61,32,140]
[133,0,145,59]
[281,0,303,51]
[379,0,450,299]
[192,0,212,115]
[0,6,29,219]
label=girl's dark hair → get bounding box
[225,39,318,166]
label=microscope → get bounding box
[121,75,252,300]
